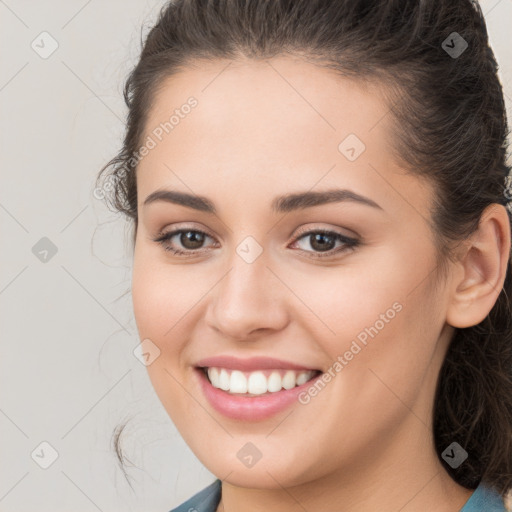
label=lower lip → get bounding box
[195,368,322,421]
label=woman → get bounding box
[97,0,512,510]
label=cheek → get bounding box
[283,246,428,357]
[131,247,206,345]
[131,254,193,419]
[132,263,171,344]
[131,246,217,409]
[288,243,443,410]
[131,252,204,424]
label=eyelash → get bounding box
[152,226,360,259]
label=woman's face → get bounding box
[132,56,455,488]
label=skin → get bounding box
[131,55,511,512]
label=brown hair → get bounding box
[97,0,512,499]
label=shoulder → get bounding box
[460,481,509,512]
[168,479,222,512]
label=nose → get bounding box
[204,250,289,341]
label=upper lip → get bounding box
[195,355,321,372]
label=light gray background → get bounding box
[1,1,511,511]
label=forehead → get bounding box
[143,55,391,149]
[136,56,431,220]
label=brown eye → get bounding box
[153,229,217,256]
[308,232,336,252]
[179,230,206,250]
[290,229,359,258]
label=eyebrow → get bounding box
[142,188,382,214]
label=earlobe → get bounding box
[446,204,511,329]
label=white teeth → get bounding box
[230,370,247,393]
[205,367,318,395]
[267,371,282,392]
[282,370,297,389]
[296,371,310,386]
[218,368,230,391]
[247,372,267,395]
[208,367,219,387]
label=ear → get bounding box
[446,204,511,329]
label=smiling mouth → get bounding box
[199,366,323,396]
